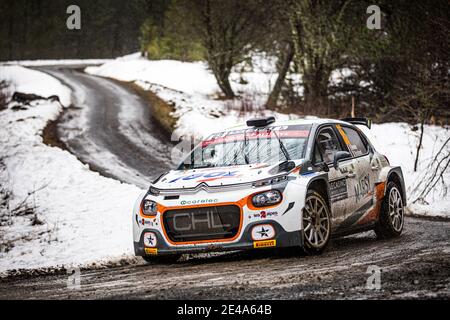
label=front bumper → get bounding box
[134,220,303,256]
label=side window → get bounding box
[312,142,323,164]
[342,127,368,157]
[316,127,343,164]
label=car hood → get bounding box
[152,160,304,190]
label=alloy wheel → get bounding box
[303,195,330,248]
[388,187,404,232]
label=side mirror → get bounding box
[333,151,352,169]
[317,162,329,173]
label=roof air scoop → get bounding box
[246,116,276,127]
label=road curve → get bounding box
[2,67,447,300]
[39,66,172,188]
[0,217,448,299]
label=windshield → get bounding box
[178,124,312,170]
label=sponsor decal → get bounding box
[202,125,310,147]
[251,224,276,240]
[169,171,240,183]
[355,174,371,202]
[141,219,156,227]
[180,199,219,205]
[144,248,158,255]
[349,144,364,157]
[253,239,277,248]
[252,211,278,219]
[172,210,230,231]
[330,178,348,202]
[258,227,269,237]
[144,232,158,247]
[202,130,310,147]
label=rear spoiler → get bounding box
[340,117,372,129]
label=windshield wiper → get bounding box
[242,129,250,164]
[270,128,291,161]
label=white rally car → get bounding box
[133,117,406,263]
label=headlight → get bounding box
[141,199,158,216]
[252,190,282,207]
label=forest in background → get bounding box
[0,0,155,60]
[0,0,448,124]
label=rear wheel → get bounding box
[142,254,182,264]
[301,190,331,254]
[374,181,404,239]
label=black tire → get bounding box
[142,254,182,264]
[301,189,331,255]
[374,181,404,239]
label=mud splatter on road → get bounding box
[1,217,448,299]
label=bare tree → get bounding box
[174,0,272,98]
[392,61,449,171]
[410,137,449,205]
[265,41,295,109]
[286,0,382,114]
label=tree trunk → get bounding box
[414,119,425,172]
[217,76,235,98]
[266,42,295,109]
[212,64,235,98]
[302,67,330,115]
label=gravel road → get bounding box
[1,67,447,300]
[1,217,448,299]
[39,66,172,188]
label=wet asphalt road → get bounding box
[39,66,171,188]
[0,67,448,300]
[0,217,448,299]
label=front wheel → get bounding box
[374,181,404,239]
[301,190,331,255]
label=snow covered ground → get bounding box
[362,124,449,217]
[0,65,142,273]
[86,52,299,138]
[1,58,111,67]
[87,53,449,218]
[0,55,448,273]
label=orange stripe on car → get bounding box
[159,200,246,246]
[357,182,386,225]
[336,124,351,145]
[142,192,283,245]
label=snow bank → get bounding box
[0,66,141,273]
[86,53,295,139]
[1,65,72,106]
[1,59,111,67]
[0,56,446,273]
[362,123,449,218]
[87,54,449,218]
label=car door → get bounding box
[334,125,375,228]
[313,126,356,227]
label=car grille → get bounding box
[163,205,241,242]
